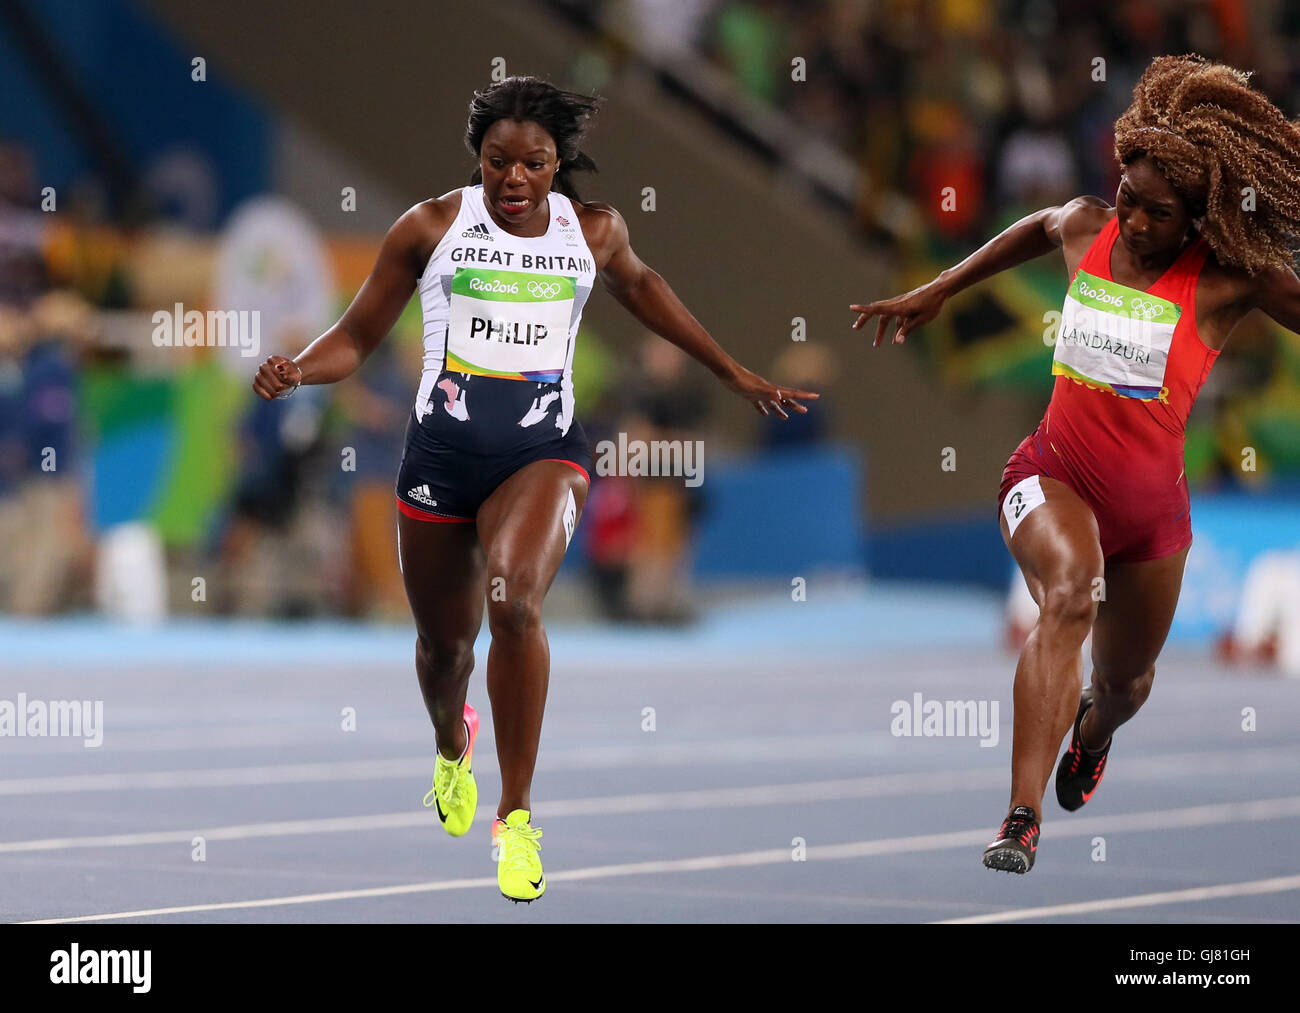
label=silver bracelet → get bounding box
[277,379,302,399]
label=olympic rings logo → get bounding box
[1128,298,1166,320]
[527,281,562,299]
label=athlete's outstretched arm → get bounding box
[850,196,1108,347]
[1253,265,1300,335]
[251,204,436,400]
[593,203,818,419]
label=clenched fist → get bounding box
[252,355,304,401]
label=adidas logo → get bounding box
[461,222,493,241]
[408,485,438,507]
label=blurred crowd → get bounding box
[582,335,834,623]
[557,0,1300,489]
[568,0,1300,251]
[0,144,94,616]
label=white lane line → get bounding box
[939,874,1300,924]
[9,755,1300,855]
[0,771,1007,853]
[11,723,433,755]
[0,758,423,796]
[0,732,885,795]
[22,794,1300,922]
[22,875,501,923]
[0,813,427,853]
[4,742,1298,797]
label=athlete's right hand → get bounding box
[850,280,947,347]
[252,355,304,400]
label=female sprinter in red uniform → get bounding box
[852,55,1300,873]
[253,77,816,901]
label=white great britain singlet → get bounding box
[413,185,596,447]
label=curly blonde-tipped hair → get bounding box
[1113,54,1300,275]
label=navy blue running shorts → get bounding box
[394,410,591,523]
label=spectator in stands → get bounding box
[623,335,711,623]
[335,337,413,620]
[8,292,93,615]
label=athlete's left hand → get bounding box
[722,368,819,419]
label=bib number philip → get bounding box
[446,267,576,383]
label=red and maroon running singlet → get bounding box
[999,216,1220,562]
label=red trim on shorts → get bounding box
[541,458,590,483]
[395,496,473,523]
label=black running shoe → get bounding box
[1055,686,1111,812]
[982,805,1040,874]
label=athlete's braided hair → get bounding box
[1113,54,1300,275]
[466,76,600,201]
